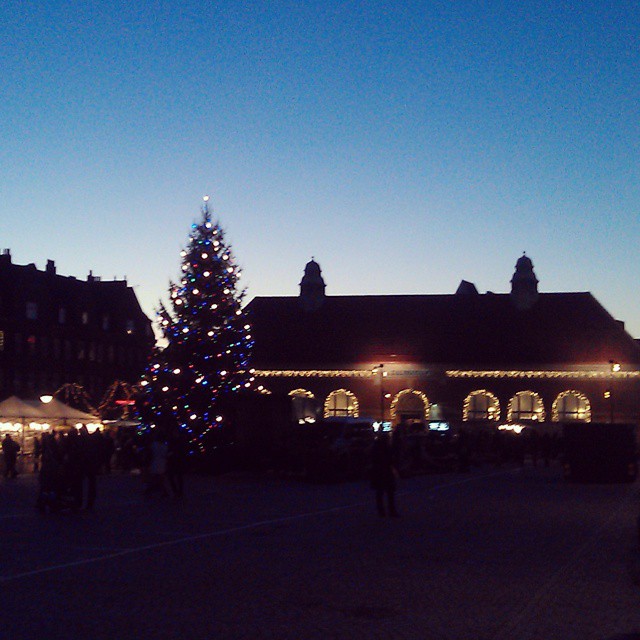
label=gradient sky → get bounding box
[2,1,639,339]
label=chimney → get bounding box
[46,259,56,275]
[0,248,11,265]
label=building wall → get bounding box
[255,363,640,426]
[0,252,154,402]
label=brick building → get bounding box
[246,255,640,428]
[0,250,154,404]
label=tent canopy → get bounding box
[0,396,98,424]
[0,396,47,420]
[39,397,98,422]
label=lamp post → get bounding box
[373,364,386,423]
[606,361,620,423]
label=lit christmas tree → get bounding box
[141,197,254,453]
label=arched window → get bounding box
[289,388,317,423]
[324,389,359,418]
[463,390,500,421]
[390,389,430,424]
[552,390,591,422]
[507,391,545,422]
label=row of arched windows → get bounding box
[288,388,592,423]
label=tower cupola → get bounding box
[299,258,326,311]
[510,253,539,310]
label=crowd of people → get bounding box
[0,426,189,513]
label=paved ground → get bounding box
[1,463,639,640]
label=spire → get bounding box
[510,252,539,310]
[299,258,326,312]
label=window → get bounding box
[324,389,359,418]
[26,302,38,320]
[102,315,110,330]
[58,307,67,324]
[552,391,591,422]
[464,390,500,421]
[82,311,89,325]
[126,320,135,335]
[289,389,318,424]
[507,391,545,422]
[0,331,4,352]
[390,389,430,423]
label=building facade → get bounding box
[246,256,640,428]
[0,250,154,403]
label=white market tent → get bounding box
[0,396,101,459]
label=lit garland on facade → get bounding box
[447,369,640,379]
[256,369,374,378]
[463,390,500,421]
[389,389,430,422]
[323,389,359,418]
[288,388,315,398]
[551,390,591,422]
[257,368,640,380]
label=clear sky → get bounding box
[2,0,639,339]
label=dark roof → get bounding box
[246,293,640,368]
[0,257,151,333]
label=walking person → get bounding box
[370,431,399,517]
[2,433,21,478]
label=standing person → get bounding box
[370,431,399,517]
[33,435,42,472]
[145,430,169,497]
[64,428,84,511]
[167,428,187,498]
[37,432,63,512]
[2,434,21,478]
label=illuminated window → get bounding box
[507,391,545,422]
[82,311,89,325]
[390,389,430,423]
[0,331,4,352]
[324,389,359,418]
[463,390,500,421]
[289,388,318,423]
[552,391,591,422]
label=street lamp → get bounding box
[606,360,620,423]
[377,364,388,422]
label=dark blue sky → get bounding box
[2,0,639,338]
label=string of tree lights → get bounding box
[139,197,255,453]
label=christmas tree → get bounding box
[141,197,254,453]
